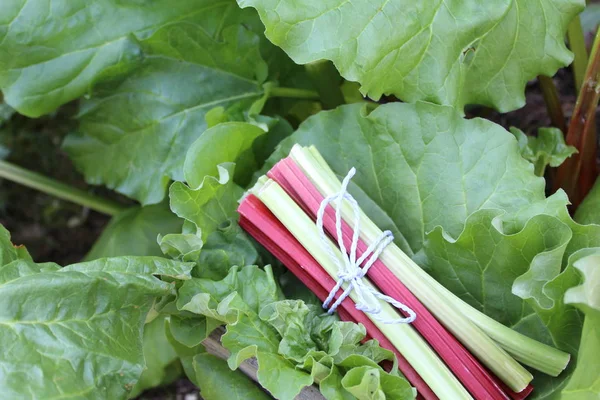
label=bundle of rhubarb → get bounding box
[237,144,571,400]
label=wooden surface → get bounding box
[202,326,325,400]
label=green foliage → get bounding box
[2,1,599,399]
[238,0,582,112]
[130,314,182,398]
[510,127,577,176]
[0,226,192,399]
[575,177,600,225]
[176,264,414,400]
[266,102,599,398]
[562,252,600,399]
[62,9,268,204]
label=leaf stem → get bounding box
[567,16,589,92]
[0,160,126,216]
[268,87,320,100]
[304,61,345,109]
[555,27,600,206]
[538,75,567,133]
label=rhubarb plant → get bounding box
[0,1,599,400]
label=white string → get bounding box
[316,168,416,324]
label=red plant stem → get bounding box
[555,28,600,207]
[270,158,532,400]
[238,195,435,400]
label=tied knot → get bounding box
[317,168,416,324]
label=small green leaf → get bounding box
[510,127,577,176]
[169,315,213,348]
[340,366,414,400]
[195,221,260,280]
[255,352,314,399]
[170,163,243,241]
[183,122,267,189]
[159,233,204,263]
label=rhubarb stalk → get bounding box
[289,145,534,392]
[297,144,569,376]
[250,179,473,400]
[238,195,435,399]
[269,158,532,400]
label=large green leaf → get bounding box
[193,353,271,400]
[575,177,600,225]
[562,252,600,399]
[62,9,268,205]
[267,102,546,254]
[0,1,204,117]
[265,102,594,397]
[0,225,193,399]
[86,203,183,260]
[0,1,264,117]
[239,0,582,112]
[129,314,181,398]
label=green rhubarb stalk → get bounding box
[252,178,473,400]
[269,87,321,100]
[0,159,125,216]
[567,16,588,93]
[290,145,533,392]
[302,144,569,375]
[438,288,570,376]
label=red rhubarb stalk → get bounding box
[269,158,532,400]
[238,195,436,400]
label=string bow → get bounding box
[317,168,416,324]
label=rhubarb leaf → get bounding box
[238,0,582,112]
[0,1,202,117]
[193,353,271,400]
[562,252,600,399]
[170,163,242,241]
[62,10,268,205]
[176,263,412,400]
[0,2,265,117]
[265,102,597,397]
[169,164,261,280]
[0,225,193,399]
[575,177,600,225]
[341,366,414,400]
[86,203,183,260]
[510,127,577,176]
[130,314,181,398]
[267,102,546,254]
[184,123,267,189]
